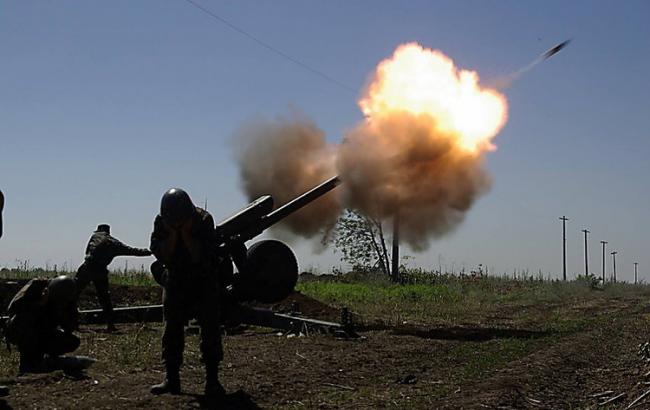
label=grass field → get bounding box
[0,267,156,287]
[1,269,650,408]
[297,272,646,328]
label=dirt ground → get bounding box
[2,282,650,409]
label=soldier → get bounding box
[5,276,80,374]
[75,224,151,331]
[149,188,226,400]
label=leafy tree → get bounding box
[329,209,394,278]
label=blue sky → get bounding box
[1,1,648,281]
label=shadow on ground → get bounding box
[390,325,552,341]
[189,390,260,409]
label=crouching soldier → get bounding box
[75,224,151,331]
[5,276,80,373]
[149,188,226,400]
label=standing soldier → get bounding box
[149,188,226,400]
[75,224,151,331]
[5,275,80,373]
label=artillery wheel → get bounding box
[242,240,298,303]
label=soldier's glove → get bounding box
[150,260,168,287]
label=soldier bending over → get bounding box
[75,224,151,331]
[149,188,226,399]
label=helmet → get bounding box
[48,275,77,306]
[95,224,110,234]
[160,188,195,226]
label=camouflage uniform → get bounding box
[75,230,150,327]
[150,207,224,388]
[5,279,80,372]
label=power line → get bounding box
[182,0,356,94]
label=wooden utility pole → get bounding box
[582,229,590,276]
[391,214,400,283]
[559,216,569,280]
[611,251,618,283]
[634,262,639,285]
[601,241,608,284]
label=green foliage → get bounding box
[298,281,462,305]
[0,267,156,287]
[327,210,392,276]
[574,273,601,289]
[297,270,650,328]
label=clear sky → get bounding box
[1,1,648,281]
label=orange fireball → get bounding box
[359,43,508,153]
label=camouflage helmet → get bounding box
[47,275,77,305]
[95,224,110,234]
[160,188,195,226]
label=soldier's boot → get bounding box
[19,353,46,374]
[150,369,181,395]
[204,365,226,400]
[0,386,8,397]
[105,308,116,332]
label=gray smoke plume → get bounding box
[234,114,341,237]
[337,112,491,250]
[234,111,491,250]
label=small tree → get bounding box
[329,209,393,277]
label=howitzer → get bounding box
[214,175,341,304]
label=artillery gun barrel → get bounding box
[237,175,341,241]
[259,175,341,231]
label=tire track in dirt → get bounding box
[435,299,650,409]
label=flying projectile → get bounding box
[542,39,571,60]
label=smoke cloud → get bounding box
[233,43,507,250]
[338,112,491,250]
[234,114,341,237]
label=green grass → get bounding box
[0,267,156,287]
[452,338,533,378]
[297,273,650,329]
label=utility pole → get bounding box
[600,241,607,284]
[634,262,639,285]
[391,214,400,283]
[611,251,618,283]
[582,229,590,277]
[559,216,569,280]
